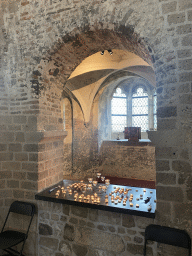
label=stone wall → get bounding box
[37,200,188,256]
[0,0,192,255]
[99,141,156,181]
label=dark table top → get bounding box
[35,179,156,218]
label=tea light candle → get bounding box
[96,197,101,204]
[88,184,92,190]
[136,204,139,208]
[129,198,132,202]
[105,179,110,185]
[93,180,98,186]
[102,186,107,192]
[143,189,146,192]
[123,201,126,206]
[97,173,101,178]
[101,176,105,182]
[94,193,97,197]
[88,178,93,183]
[130,203,133,207]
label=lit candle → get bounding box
[96,197,101,204]
[93,181,98,186]
[88,178,93,183]
[130,203,133,207]
[97,173,101,178]
[105,179,110,185]
[101,176,105,182]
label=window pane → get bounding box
[132,116,148,131]
[111,98,127,115]
[112,116,127,132]
[132,98,148,115]
[154,114,157,130]
[113,88,126,97]
[132,87,148,97]
[154,95,157,114]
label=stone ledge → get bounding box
[39,130,68,142]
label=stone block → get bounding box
[13,189,24,199]
[63,204,70,216]
[0,189,12,198]
[13,171,26,180]
[21,181,37,190]
[179,59,192,70]
[134,236,143,243]
[178,0,192,10]
[0,170,12,179]
[156,186,184,202]
[25,132,43,142]
[179,94,192,104]
[156,160,170,172]
[70,205,88,218]
[178,83,190,93]
[39,223,53,235]
[167,13,185,25]
[0,132,14,142]
[118,227,125,234]
[23,144,38,152]
[59,241,72,256]
[87,249,116,256]
[176,24,192,34]
[27,172,38,181]
[64,224,75,241]
[174,203,192,221]
[75,227,125,253]
[72,244,88,256]
[0,144,7,151]
[15,153,28,161]
[15,132,25,142]
[157,106,177,118]
[7,180,19,188]
[127,243,148,255]
[162,2,177,14]
[22,162,38,171]
[156,147,177,159]
[134,216,154,229]
[9,143,22,152]
[188,10,192,21]
[13,116,27,124]
[51,213,59,221]
[158,119,176,130]
[39,237,59,251]
[24,191,35,200]
[69,217,78,224]
[156,172,176,185]
[122,214,135,228]
[179,72,192,82]
[172,160,191,172]
[88,208,98,222]
[182,35,192,46]
[98,210,121,225]
[0,153,13,161]
[156,201,171,215]
[2,162,21,171]
[29,153,38,162]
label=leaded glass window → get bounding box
[111,88,127,132]
[132,87,148,131]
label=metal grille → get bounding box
[132,116,148,131]
[111,98,127,115]
[112,116,127,132]
[132,87,148,131]
[111,88,127,132]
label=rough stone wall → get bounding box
[99,141,156,181]
[0,0,192,255]
[37,200,189,256]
